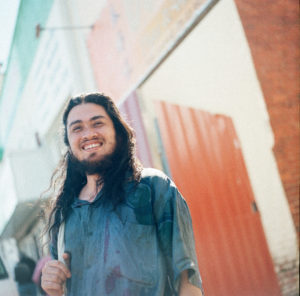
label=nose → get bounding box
[82,127,98,140]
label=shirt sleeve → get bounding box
[150,173,203,294]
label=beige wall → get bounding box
[139,0,297,267]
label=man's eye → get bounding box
[73,126,81,132]
[94,122,103,127]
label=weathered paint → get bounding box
[155,100,282,296]
[87,0,216,102]
[119,92,153,168]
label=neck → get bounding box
[79,174,102,202]
[86,173,101,188]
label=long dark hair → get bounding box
[45,93,142,244]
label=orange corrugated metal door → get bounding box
[155,101,281,296]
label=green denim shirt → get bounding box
[50,168,203,295]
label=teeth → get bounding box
[83,143,101,150]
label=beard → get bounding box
[69,149,118,176]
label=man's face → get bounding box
[66,103,117,166]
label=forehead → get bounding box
[67,103,110,125]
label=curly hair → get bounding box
[44,93,142,244]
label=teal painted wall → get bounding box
[0,0,54,155]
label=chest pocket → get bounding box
[121,222,157,285]
[106,183,158,287]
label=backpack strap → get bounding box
[57,221,65,262]
[57,221,67,295]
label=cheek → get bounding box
[111,133,117,146]
[68,134,79,149]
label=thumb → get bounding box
[62,252,71,269]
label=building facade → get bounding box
[0,0,298,295]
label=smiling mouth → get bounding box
[82,142,103,151]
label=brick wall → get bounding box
[233,1,299,295]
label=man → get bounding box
[14,255,37,296]
[42,93,204,296]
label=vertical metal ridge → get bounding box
[155,101,281,295]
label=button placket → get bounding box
[84,205,94,269]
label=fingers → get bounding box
[40,280,64,296]
[46,259,71,278]
[41,259,71,296]
[44,265,68,283]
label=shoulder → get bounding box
[140,168,173,188]
[141,167,168,178]
[138,169,191,226]
[139,168,182,206]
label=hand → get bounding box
[180,270,203,296]
[41,253,71,296]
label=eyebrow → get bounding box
[90,115,105,121]
[68,115,106,128]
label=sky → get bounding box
[0,0,20,72]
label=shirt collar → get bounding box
[71,189,104,208]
